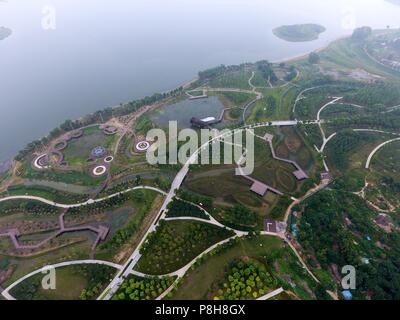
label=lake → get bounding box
[151,96,225,129]
[1,0,399,163]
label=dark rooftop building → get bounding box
[250,181,269,196]
[320,172,332,181]
[293,169,308,180]
[190,117,208,128]
[264,219,278,233]
[249,181,283,197]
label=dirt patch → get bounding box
[276,145,289,158]
[349,68,383,83]
[284,136,301,153]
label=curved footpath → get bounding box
[2,120,323,300]
[0,186,167,208]
[365,137,400,169]
[1,79,363,301]
[2,259,122,300]
[3,51,399,301]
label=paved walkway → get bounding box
[2,259,122,300]
[2,114,344,301]
[0,186,166,257]
[363,45,400,74]
[286,240,319,283]
[256,287,284,300]
[365,137,400,169]
[99,118,325,300]
[314,96,347,171]
[292,86,327,114]
[3,83,366,301]
[248,71,256,91]
[317,127,400,171]
[164,216,244,236]
[0,186,166,208]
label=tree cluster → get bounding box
[213,259,275,300]
[137,220,234,274]
[166,198,209,220]
[256,60,278,84]
[113,275,174,300]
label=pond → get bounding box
[151,97,225,129]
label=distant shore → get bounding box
[0,26,12,41]
[272,35,348,64]
[0,159,12,175]
[273,24,326,42]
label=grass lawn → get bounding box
[365,140,400,210]
[209,69,252,90]
[212,92,256,108]
[320,37,400,81]
[38,267,88,300]
[63,126,117,167]
[9,264,116,300]
[2,184,89,204]
[3,240,92,288]
[325,131,392,175]
[20,161,105,186]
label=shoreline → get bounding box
[0,159,12,175]
[107,35,347,115]
[271,35,348,64]
[1,35,348,166]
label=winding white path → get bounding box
[99,116,329,300]
[248,71,256,91]
[164,216,244,236]
[2,260,122,300]
[0,186,167,209]
[365,137,400,169]
[319,128,400,171]
[4,83,372,301]
[316,97,343,123]
[292,86,326,114]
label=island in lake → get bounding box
[0,26,12,41]
[386,0,400,6]
[273,23,326,42]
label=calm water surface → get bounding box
[0,0,399,162]
[151,96,225,129]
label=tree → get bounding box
[134,175,142,185]
[118,293,126,300]
[266,96,277,111]
[351,26,372,41]
[256,60,278,83]
[308,52,320,64]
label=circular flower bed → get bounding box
[93,165,107,176]
[136,141,150,152]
